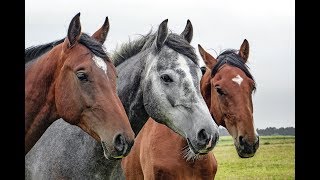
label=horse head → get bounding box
[199,40,259,158]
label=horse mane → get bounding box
[25,33,109,64]
[25,39,64,63]
[112,30,198,67]
[212,49,256,91]
[112,31,153,67]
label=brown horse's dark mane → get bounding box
[25,39,64,63]
[112,30,198,67]
[211,49,256,92]
[25,33,109,64]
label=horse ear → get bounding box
[155,19,168,49]
[198,44,217,69]
[239,39,249,63]
[180,19,193,43]
[92,16,110,44]
[66,13,82,48]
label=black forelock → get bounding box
[78,33,108,60]
[211,49,256,91]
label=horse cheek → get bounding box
[55,75,82,124]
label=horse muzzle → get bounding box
[187,129,219,154]
[101,133,134,160]
[236,135,259,158]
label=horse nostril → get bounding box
[239,136,244,146]
[197,129,209,146]
[113,133,126,152]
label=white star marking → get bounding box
[232,74,243,85]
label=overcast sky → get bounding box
[25,0,295,129]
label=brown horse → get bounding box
[25,13,135,159]
[121,39,259,179]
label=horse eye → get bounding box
[76,71,88,82]
[215,86,226,96]
[160,74,173,83]
[200,67,206,75]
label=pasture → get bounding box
[213,136,295,179]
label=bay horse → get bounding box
[25,19,219,179]
[25,13,135,159]
[121,39,259,179]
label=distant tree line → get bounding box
[256,127,295,136]
[218,126,295,136]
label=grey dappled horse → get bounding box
[25,19,219,179]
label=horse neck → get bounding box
[116,53,150,135]
[25,49,61,153]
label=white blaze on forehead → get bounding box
[177,54,196,90]
[232,74,243,86]
[92,56,107,74]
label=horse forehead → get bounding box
[232,74,243,86]
[212,67,248,90]
[92,56,107,74]
[66,45,92,63]
[228,71,249,87]
[218,65,246,80]
[157,48,200,78]
[157,47,179,68]
[176,54,201,80]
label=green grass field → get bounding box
[212,136,295,179]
